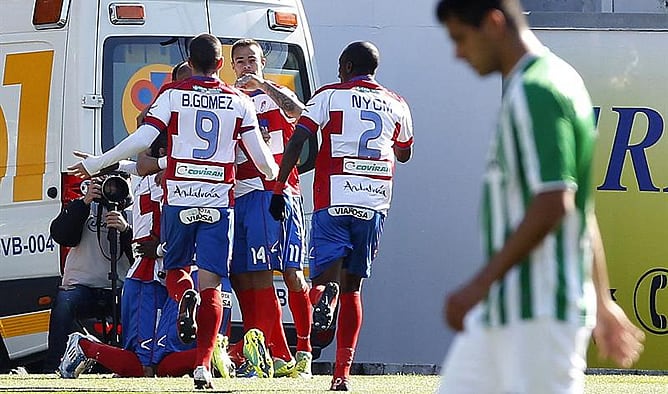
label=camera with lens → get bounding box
[92,172,131,211]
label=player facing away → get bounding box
[227,38,313,378]
[270,41,414,391]
[68,33,278,389]
[435,1,644,393]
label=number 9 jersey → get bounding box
[144,76,260,208]
[296,76,414,213]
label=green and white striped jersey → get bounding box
[479,50,597,328]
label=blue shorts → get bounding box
[230,191,281,274]
[280,195,307,271]
[121,279,168,366]
[161,205,233,277]
[308,206,385,280]
[151,296,195,365]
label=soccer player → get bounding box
[270,41,414,391]
[227,38,312,379]
[434,1,645,393]
[68,33,278,389]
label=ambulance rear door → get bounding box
[0,1,68,364]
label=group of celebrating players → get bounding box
[62,33,414,392]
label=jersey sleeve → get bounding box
[393,100,414,149]
[517,83,577,194]
[143,89,173,132]
[296,89,330,134]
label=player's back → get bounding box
[145,77,258,208]
[321,79,408,162]
[299,77,413,212]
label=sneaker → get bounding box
[293,351,313,378]
[235,360,259,378]
[242,328,273,378]
[177,289,199,344]
[57,332,96,379]
[193,365,213,390]
[211,334,235,378]
[273,357,296,378]
[313,282,339,332]
[330,376,350,391]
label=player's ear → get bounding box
[345,60,353,74]
[215,57,224,71]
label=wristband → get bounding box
[272,181,286,195]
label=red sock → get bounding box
[79,339,144,377]
[165,268,194,302]
[289,289,312,352]
[334,291,362,378]
[236,288,255,332]
[268,293,292,361]
[309,285,325,305]
[252,287,277,345]
[195,288,222,367]
[228,341,245,366]
[156,348,196,377]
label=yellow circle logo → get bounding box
[122,64,174,133]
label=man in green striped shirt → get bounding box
[435,1,644,393]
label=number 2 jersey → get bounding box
[297,76,414,213]
[143,76,261,208]
[235,82,301,198]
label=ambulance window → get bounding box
[102,36,315,172]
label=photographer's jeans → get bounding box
[43,285,115,373]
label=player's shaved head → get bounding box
[340,41,380,76]
[189,33,223,74]
[172,61,192,81]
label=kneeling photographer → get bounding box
[43,173,133,373]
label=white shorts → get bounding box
[437,315,591,394]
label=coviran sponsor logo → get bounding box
[173,185,221,199]
[343,158,391,176]
[342,180,387,198]
[175,163,225,182]
[328,206,374,220]
[179,207,221,224]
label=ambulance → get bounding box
[0,0,321,371]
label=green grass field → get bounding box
[0,374,666,393]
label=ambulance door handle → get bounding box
[81,94,104,109]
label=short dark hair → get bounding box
[231,38,263,59]
[340,41,380,75]
[188,33,222,73]
[435,0,527,30]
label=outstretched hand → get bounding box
[68,151,93,179]
[269,194,286,221]
[593,300,645,368]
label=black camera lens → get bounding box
[102,176,130,204]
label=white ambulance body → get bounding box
[0,0,319,370]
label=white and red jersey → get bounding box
[144,76,259,208]
[298,76,413,213]
[235,82,300,198]
[127,174,163,282]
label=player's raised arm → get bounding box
[238,97,279,180]
[68,125,160,178]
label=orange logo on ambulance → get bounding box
[121,64,173,134]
